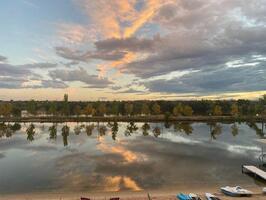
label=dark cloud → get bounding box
[49,67,112,88]
[95,36,159,52]
[145,61,266,94]
[0,63,32,77]
[0,55,7,62]
[55,46,127,61]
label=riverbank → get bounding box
[0,115,265,123]
[0,187,265,200]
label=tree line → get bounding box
[0,94,266,118]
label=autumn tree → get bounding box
[141,103,150,115]
[230,102,239,116]
[0,103,12,117]
[212,105,223,116]
[152,103,161,115]
[83,104,95,116]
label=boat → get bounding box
[189,193,201,200]
[205,193,221,200]
[263,187,266,194]
[221,186,253,197]
[177,193,191,200]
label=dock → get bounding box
[242,165,266,180]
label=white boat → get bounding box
[221,186,253,197]
[188,193,201,200]
[263,187,266,194]
[205,193,221,200]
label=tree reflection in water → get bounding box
[153,126,161,138]
[207,122,222,140]
[108,121,119,140]
[142,123,150,136]
[26,123,35,142]
[174,122,193,135]
[85,124,94,136]
[125,122,138,136]
[49,124,57,140]
[0,122,21,138]
[231,123,239,137]
[61,125,70,146]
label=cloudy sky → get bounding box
[1,0,266,100]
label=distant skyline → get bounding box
[1,0,266,101]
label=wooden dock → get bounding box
[242,165,266,180]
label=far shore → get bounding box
[0,115,265,123]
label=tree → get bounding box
[83,104,95,116]
[111,102,119,116]
[212,105,223,116]
[124,103,133,116]
[0,103,12,117]
[173,103,183,116]
[62,94,69,116]
[48,102,57,116]
[97,103,106,116]
[27,100,37,115]
[152,103,161,115]
[141,103,150,115]
[182,105,193,116]
[73,105,82,116]
[230,102,239,116]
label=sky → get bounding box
[0,0,266,101]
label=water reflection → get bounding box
[62,125,70,146]
[26,123,35,142]
[0,121,265,194]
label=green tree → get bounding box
[230,102,239,116]
[152,103,161,115]
[97,103,106,116]
[212,105,223,116]
[124,103,133,116]
[173,103,183,116]
[27,100,37,115]
[48,102,57,116]
[141,103,150,115]
[62,94,69,116]
[182,105,193,116]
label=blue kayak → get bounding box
[177,193,191,200]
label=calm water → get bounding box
[0,121,265,194]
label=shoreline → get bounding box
[0,187,265,200]
[0,116,265,123]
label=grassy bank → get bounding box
[0,115,265,123]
